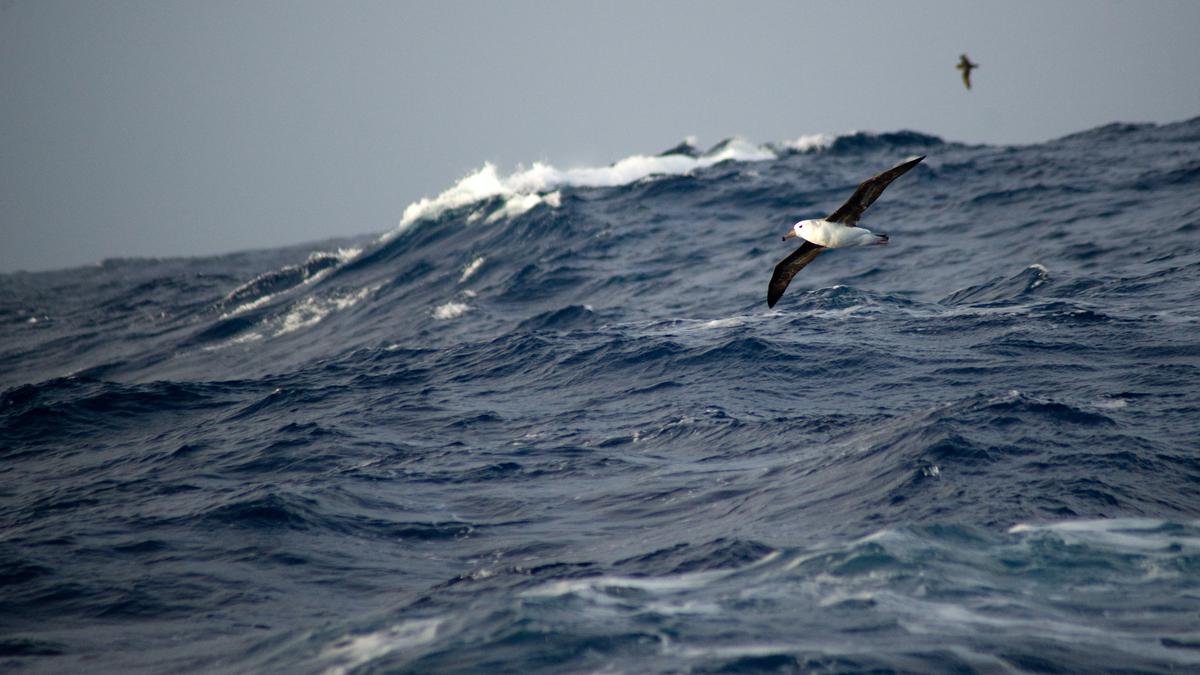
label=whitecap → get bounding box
[200,329,264,353]
[221,247,363,319]
[274,286,373,336]
[319,618,442,675]
[275,298,329,336]
[522,572,716,599]
[699,317,746,330]
[386,138,778,236]
[1007,518,1200,552]
[1028,263,1049,289]
[223,293,276,319]
[459,256,485,283]
[782,132,837,152]
[433,301,469,320]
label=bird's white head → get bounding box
[782,221,805,241]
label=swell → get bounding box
[4,117,1200,674]
[283,519,1200,675]
[10,118,1196,386]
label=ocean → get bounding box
[2,118,1200,673]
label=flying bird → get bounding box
[766,156,925,308]
[956,54,978,90]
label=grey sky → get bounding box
[3,1,1198,272]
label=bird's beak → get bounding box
[781,230,797,241]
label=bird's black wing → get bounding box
[767,240,824,308]
[825,155,925,225]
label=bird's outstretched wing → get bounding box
[767,240,824,308]
[824,155,925,225]
[957,55,977,90]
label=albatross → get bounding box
[766,155,925,308]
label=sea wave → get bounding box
[4,116,1200,673]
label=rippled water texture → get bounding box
[3,119,1200,673]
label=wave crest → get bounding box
[389,137,779,236]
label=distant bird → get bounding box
[956,53,978,90]
[767,156,925,308]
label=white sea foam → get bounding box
[674,642,828,660]
[1008,518,1167,535]
[221,247,363,319]
[523,551,779,601]
[1008,518,1200,554]
[387,137,780,237]
[818,589,878,608]
[204,284,373,352]
[200,329,264,353]
[275,298,329,336]
[642,599,722,616]
[895,593,1115,638]
[522,573,713,599]
[275,286,373,336]
[223,293,275,318]
[782,132,837,152]
[485,190,561,223]
[460,256,485,283]
[1028,263,1049,289]
[433,301,470,320]
[887,590,1200,666]
[320,618,442,675]
[232,331,264,345]
[699,317,746,330]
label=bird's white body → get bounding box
[792,219,887,248]
[768,155,921,308]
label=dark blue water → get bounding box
[3,118,1200,673]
